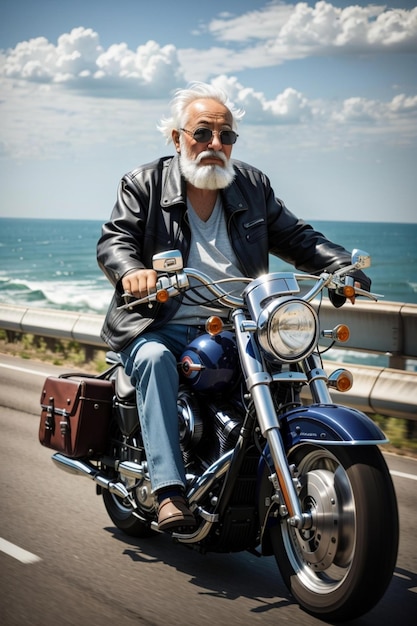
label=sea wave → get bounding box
[0,277,112,314]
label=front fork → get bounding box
[233,310,312,530]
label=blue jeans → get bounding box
[120,324,201,493]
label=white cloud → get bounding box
[211,74,417,132]
[208,2,417,51]
[1,4,416,97]
[389,93,417,115]
[179,3,417,77]
[0,27,184,97]
[208,3,295,42]
[1,71,415,163]
[212,75,313,124]
[328,93,417,128]
[0,4,416,163]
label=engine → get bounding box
[177,386,244,470]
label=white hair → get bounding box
[158,81,245,144]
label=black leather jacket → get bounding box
[97,155,356,351]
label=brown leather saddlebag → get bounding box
[39,375,114,458]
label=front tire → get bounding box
[270,444,399,622]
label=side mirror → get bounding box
[152,250,184,272]
[351,249,371,269]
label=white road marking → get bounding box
[0,538,41,564]
[390,470,417,481]
[0,362,51,376]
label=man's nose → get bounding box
[208,131,223,149]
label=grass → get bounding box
[0,329,108,373]
[373,413,417,457]
[1,330,416,457]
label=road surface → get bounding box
[0,354,415,625]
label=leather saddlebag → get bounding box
[39,375,114,458]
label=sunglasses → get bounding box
[180,127,238,145]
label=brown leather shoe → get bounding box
[157,496,196,532]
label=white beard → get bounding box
[179,140,235,190]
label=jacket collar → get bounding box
[160,155,185,208]
[160,155,248,216]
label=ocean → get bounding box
[0,217,417,315]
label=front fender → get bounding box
[278,403,388,447]
[256,403,387,556]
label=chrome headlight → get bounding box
[258,298,318,362]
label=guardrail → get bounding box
[0,301,416,420]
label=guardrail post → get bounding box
[388,355,406,369]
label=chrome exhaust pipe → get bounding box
[52,453,130,500]
[117,460,146,480]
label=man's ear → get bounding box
[172,130,181,153]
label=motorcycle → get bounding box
[41,248,399,622]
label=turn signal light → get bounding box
[328,368,353,392]
[343,284,356,298]
[205,316,224,335]
[335,324,350,343]
[156,290,169,303]
[321,324,350,342]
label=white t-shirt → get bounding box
[170,194,246,325]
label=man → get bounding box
[97,81,370,532]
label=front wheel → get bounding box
[270,444,399,622]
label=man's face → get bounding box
[174,98,236,190]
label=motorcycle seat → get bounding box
[115,366,136,403]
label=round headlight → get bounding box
[258,299,318,362]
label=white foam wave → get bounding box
[1,277,113,314]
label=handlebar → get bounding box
[117,261,380,311]
[119,269,252,311]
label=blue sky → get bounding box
[1,0,416,223]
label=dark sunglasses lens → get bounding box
[220,131,237,145]
[193,128,213,142]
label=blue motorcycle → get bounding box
[46,249,399,622]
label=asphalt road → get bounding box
[0,354,416,626]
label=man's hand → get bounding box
[329,269,371,308]
[122,269,158,299]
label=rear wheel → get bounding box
[102,487,156,538]
[102,425,157,538]
[270,444,399,621]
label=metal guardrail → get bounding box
[0,301,416,420]
[318,299,417,369]
[0,304,105,347]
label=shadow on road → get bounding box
[105,525,294,615]
[104,526,416,625]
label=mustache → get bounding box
[196,150,227,165]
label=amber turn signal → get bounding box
[321,324,350,342]
[335,324,350,343]
[156,290,169,303]
[343,284,356,298]
[205,316,224,335]
[328,368,353,392]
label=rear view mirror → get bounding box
[351,249,371,269]
[152,250,184,272]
